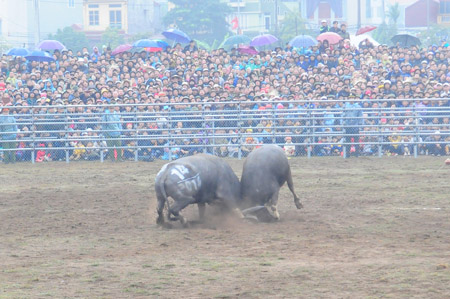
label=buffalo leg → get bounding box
[198,203,206,221]
[169,196,196,227]
[156,194,166,226]
[287,169,303,209]
[265,189,280,221]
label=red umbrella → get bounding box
[144,47,163,52]
[317,32,343,45]
[356,25,377,36]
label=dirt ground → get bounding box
[1,156,449,298]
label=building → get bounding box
[82,0,168,41]
[82,0,128,41]
[436,0,450,24]
[224,0,301,35]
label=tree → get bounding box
[128,32,154,44]
[48,26,89,52]
[101,27,125,50]
[277,13,314,45]
[372,3,400,46]
[417,24,450,47]
[387,3,400,26]
[164,0,232,44]
[0,37,12,54]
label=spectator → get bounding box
[320,20,329,34]
[343,97,363,158]
[339,24,350,40]
[329,21,340,33]
[0,105,18,164]
[101,103,123,161]
[283,136,296,157]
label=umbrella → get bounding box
[144,47,163,52]
[6,48,30,57]
[391,34,421,47]
[223,35,251,46]
[25,50,55,62]
[133,39,160,48]
[154,40,169,49]
[162,28,191,44]
[289,35,317,48]
[250,34,278,47]
[111,44,132,55]
[350,34,380,48]
[36,40,65,51]
[317,32,343,44]
[356,25,377,36]
[237,45,258,55]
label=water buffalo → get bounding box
[155,154,244,227]
[240,145,303,222]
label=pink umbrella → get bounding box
[356,25,377,36]
[111,44,132,55]
[237,45,258,55]
[317,32,343,45]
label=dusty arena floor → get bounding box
[1,157,449,298]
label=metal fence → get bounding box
[1,98,449,163]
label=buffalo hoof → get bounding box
[266,205,280,221]
[243,215,259,223]
[295,199,303,209]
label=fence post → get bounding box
[168,106,172,161]
[64,106,70,163]
[413,104,418,158]
[307,101,311,158]
[238,101,242,160]
[134,105,138,162]
[31,107,35,164]
[378,104,382,157]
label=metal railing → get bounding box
[1,98,449,163]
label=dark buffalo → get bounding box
[240,145,303,221]
[155,154,243,227]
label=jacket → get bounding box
[0,114,18,140]
[101,110,121,138]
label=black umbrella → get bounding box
[391,34,421,47]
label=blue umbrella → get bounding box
[154,40,169,49]
[6,48,30,57]
[25,50,55,62]
[162,28,191,44]
[133,39,160,48]
[289,35,317,48]
[223,35,251,46]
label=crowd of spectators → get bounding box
[1,32,450,163]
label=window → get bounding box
[89,10,99,26]
[366,0,371,18]
[264,14,271,30]
[88,4,99,8]
[440,1,450,14]
[109,4,121,8]
[110,10,122,29]
[68,0,74,7]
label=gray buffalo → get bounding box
[240,145,303,221]
[155,154,244,227]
